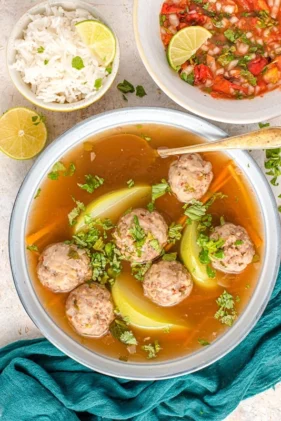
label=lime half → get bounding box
[0,108,47,160]
[167,26,211,70]
[75,20,116,66]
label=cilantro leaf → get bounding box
[259,122,270,128]
[34,188,41,199]
[131,262,151,281]
[68,197,85,226]
[136,85,147,98]
[37,46,44,53]
[198,338,210,346]
[152,179,171,201]
[181,71,195,85]
[215,290,237,326]
[264,148,281,186]
[127,179,135,188]
[168,223,183,244]
[110,319,138,345]
[72,56,85,70]
[162,252,177,261]
[26,244,38,252]
[117,80,135,93]
[94,78,103,90]
[142,340,161,359]
[78,174,104,193]
[147,202,155,212]
[240,70,257,86]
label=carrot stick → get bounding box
[26,220,58,245]
[227,165,262,248]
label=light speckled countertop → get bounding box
[0,1,280,420]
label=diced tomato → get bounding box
[161,33,173,47]
[161,4,185,14]
[276,56,281,71]
[185,12,206,25]
[212,76,248,95]
[178,22,188,29]
[194,64,213,84]
[248,56,268,76]
[235,0,253,11]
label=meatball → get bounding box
[210,223,255,274]
[168,153,213,203]
[37,242,92,293]
[66,283,115,338]
[143,260,193,307]
[113,208,168,263]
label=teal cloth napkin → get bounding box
[1,268,281,421]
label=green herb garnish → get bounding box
[72,56,85,70]
[162,252,177,262]
[152,179,171,201]
[78,174,104,193]
[142,340,161,359]
[136,85,147,97]
[110,319,138,345]
[68,197,85,226]
[198,338,210,346]
[44,59,49,65]
[67,247,80,260]
[168,223,183,244]
[34,188,41,199]
[240,70,257,86]
[117,80,135,93]
[26,244,38,252]
[131,262,151,281]
[127,179,135,188]
[215,290,237,326]
[94,78,103,90]
[48,162,75,180]
[147,202,155,212]
[181,72,195,86]
[265,148,281,186]
[37,46,44,53]
[259,122,270,129]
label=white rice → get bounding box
[11,6,110,104]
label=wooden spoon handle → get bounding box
[158,127,281,157]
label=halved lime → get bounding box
[0,108,47,160]
[74,185,151,232]
[75,20,116,66]
[167,26,211,70]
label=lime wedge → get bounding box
[75,20,116,66]
[167,26,211,70]
[112,275,189,330]
[74,185,151,233]
[0,108,47,160]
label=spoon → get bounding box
[157,127,281,158]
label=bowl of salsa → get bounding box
[134,0,281,123]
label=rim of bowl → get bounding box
[9,107,281,380]
[6,0,120,112]
[133,0,281,124]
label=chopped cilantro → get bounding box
[130,215,146,251]
[162,252,177,262]
[127,179,135,188]
[44,59,49,65]
[68,197,85,226]
[259,122,270,129]
[48,162,75,180]
[215,290,237,326]
[168,223,183,244]
[122,94,128,101]
[131,262,151,281]
[220,216,225,226]
[224,29,241,43]
[94,78,103,90]
[217,46,236,67]
[198,338,210,346]
[37,46,44,53]
[72,56,84,70]
[152,179,171,201]
[78,174,104,193]
[184,200,207,221]
[34,188,41,199]
[142,340,161,359]
[163,326,171,333]
[110,319,138,345]
[150,239,161,251]
[147,202,155,212]
[26,244,38,252]
[264,148,281,186]
[181,71,195,86]
[136,85,147,97]
[32,113,46,126]
[117,80,135,93]
[140,134,152,141]
[234,240,244,246]
[106,65,112,74]
[206,265,216,278]
[159,14,166,26]
[197,233,225,264]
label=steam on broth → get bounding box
[26,124,263,362]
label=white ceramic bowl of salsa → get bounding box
[134,0,281,124]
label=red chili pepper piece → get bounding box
[161,4,185,14]
[185,12,206,25]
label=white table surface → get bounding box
[0,0,281,420]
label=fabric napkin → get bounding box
[0,267,281,421]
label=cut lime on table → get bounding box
[76,20,116,66]
[168,26,211,70]
[0,108,47,160]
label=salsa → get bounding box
[26,125,263,362]
[160,0,281,99]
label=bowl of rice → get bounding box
[7,0,120,112]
